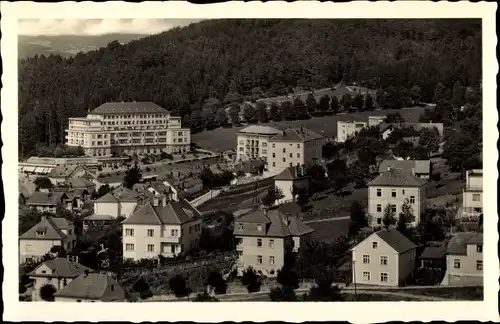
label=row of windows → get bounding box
[272,162,301,168]
[103,114,167,119]
[362,271,389,282]
[256,255,275,265]
[272,152,300,159]
[472,194,481,201]
[362,254,389,265]
[126,228,180,237]
[454,259,483,271]
[376,188,416,199]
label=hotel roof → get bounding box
[90,102,169,115]
[238,125,281,135]
[270,127,324,142]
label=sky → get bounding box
[18,19,202,36]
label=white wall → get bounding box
[30,264,76,301]
[19,239,62,264]
[94,202,119,218]
[368,185,424,226]
[236,236,288,277]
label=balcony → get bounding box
[160,236,180,244]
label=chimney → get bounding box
[153,196,159,207]
[387,166,391,172]
[161,194,168,207]
[411,168,415,175]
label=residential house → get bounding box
[26,191,71,213]
[419,244,447,270]
[66,177,96,193]
[47,165,88,185]
[378,160,431,180]
[177,177,204,197]
[336,120,367,143]
[367,167,427,227]
[19,216,77,263]
[92,171,126,190]
[368,116,386,127]
[121,195,203,261]
[232,159,265,178]
[461,169,483,218]
[441,232,483,286]
[54,272,126,302]
[93,187,149,219]
[233,207,314,277]
[351,228,417,287]
[19,182,34,205]
[274,166,309,204]
[380,122,444,140]
[147,181,178,201]
[27,257,93,301]
[267,127,326,173]
[236,125,281,162]
[83,214,117,230]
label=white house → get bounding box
[92,187,149,219]
[441,232,483,286]
[351,228,417,287]
[461,169,483,218]
[274,166,309,204]
[121,195,203,261]
[26,192,71,214]
[336,120,367,143]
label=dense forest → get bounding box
[18,19,482,157]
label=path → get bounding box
[303,216,350,224]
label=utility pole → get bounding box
[352,260,357,300]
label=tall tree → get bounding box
[261,186,284,207]
[318,94,330,112]
[340,93,352,110]
[433,82,447,103]
[353,93,364,111]
[123,163,142,188]
[269,101,281,121]
[330,96,340,113]
[348,201,369,236]
[243,103,257,123]
[382,204,397,229]
[451,80,465,108]
[376,89,386,108]
[255,101,269,123]
[397,199,414,238]
[281,101,295,120]
[364,93,374,110]
[418,127,440,158]
[305,93,318,114]
[293,97,308,119]
[229,103,241,125]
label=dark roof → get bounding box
[374,228,417,253]
[84,214,116,221]
[19,216,70,240]
[47,165,80,178]
[122,199,201,225]
[95,192,118,203]
[378,160,431,175]
[96,172,126,184]
[90,102,168,115]
[420,245,447,259]
[27,258,93,278]
[66,177,95,188]
[274,166,308,181]
[54,272,125,301]
[446,233,483,255]
[26,192,68,206]
[270,127,324,142]
[367,168,426,187]
[182,177,203,187]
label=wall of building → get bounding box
[268,142,304,173]
[236,133,273,162]
[443,246,483,286]
[55,297,101,302]
[275,180,296,204]
[337,121,367,143]
[235,236,287,277]
[397,249,417,284]
[368,185,424,226]
[19,239,62,263]
[94,202,119,218]
[180,219,203,253]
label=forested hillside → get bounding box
[18,19,482,157]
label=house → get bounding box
[380,122,444,140]
[336,120,367,143]
[368,116,386,127]
[19,182,34,205]
[378,160,431,180]
[19,216,76,264]
[26,191,71,213]
[93,187,150,219]
[236,125,281,162]
[121,195,203,261]
[367,167,427,227]
[274,166,309,204]
[233,207,314,277]
[47,165,88,185]
[147,181,178,201]
[441,232,483,286]
[83,214,117,230]
[27,257,93,301]
[92,171,126,190]
[177,177,204,196]
[54,272,126,302]
[65,177,96,193]
[351,228,417,287]
[419,244,447,270]
[461,169,483,218]
[65,188,90,210]
[232,159,266,178]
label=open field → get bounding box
[385,286,483,300]
[308,219,350,243]
[192,107,427,152]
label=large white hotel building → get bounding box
[65,102,191,157]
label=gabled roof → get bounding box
[274,166,308,181]
[47,165,80,178]
[66,177,95,188]
[26,191,68,206]
[95,192,118,203]
[27,258,93,278]
[378,160,431,175]
[446,232,483,255]
[113,187,141,202]
[367,168,426,187]
[54,272,125,301]
[19,216,69,240]
[287,216,315,236]
[19,183,33,198]
[420,245,447,260]
[122,199,201,225]
[238,125,281,135]
[270,127,324,143]
[90,102,168,115]
[84,214,116,221]
[374,228,417,253]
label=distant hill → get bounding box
[18,34,147,59]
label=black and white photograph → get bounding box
[2,1,498,323]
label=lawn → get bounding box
[308,219,351,243]
[192,107,427,152]
[197,185,270,213]
[387,286,483,301]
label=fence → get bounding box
[189,189,223,207]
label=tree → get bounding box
[169,275,191,297]
[50,245,67,258]
[241,267,262,293]
[293,97,308,119]
[293,185,310,211]
[340,93,352,110]
[97,184,111,198]
[451,80,465,108]
[277,266,299,289]
[433,82,447,103]
[410,85,421,102]
[243,103,257,123]
[269,101,282,121]
[353,93,363,111]
[305,277,343,301]
[39,284,57,301]
[392,140,415,159]
[418,127,440,158]
[194,293,219,302]
[207,271,228,294]
[34,177,53,190]
[269,286,297,301]
[382,204,397,229]
[318,94,330,112]
[255,101,268,123]
[229,104,241,125]
[215,108,229,127]
[397,199,414,238]
[364,93,374,110]
[376,89,386,108]
[348,201,368,237]
[330,96,340,113]
[326,159,349,193]
[384,112,405,123]
[261,186,285,207]
[133,277,153,299]
[281,101,295,120]
[322,142,340,159]
[305,93,317,114]
[123,163,142,188]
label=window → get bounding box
[283,157,286,162]
[380,273,388,282]
[377,218,382,225]
[376,204,382,212]
[391,205,397,214]
[125,244,135,251]
[472,194,480,201]
[125,229,134,236]
[189,227,192,234]
[147,229,154,237]
[272,153,276,158]
[269,256,275,265]
[391,190,396,198]
[476,260,483,271]
[272,162,276,167]
[272,144,275,148]
[257,239,262,247]
[269,239,275,248]
[380,256,388,265]
[283,148,286,153]
[477,245,483,253]
[171,229,179,237]
[257,255,263,264]
[402,189,405,195]
[377,189,381,197]
[68,229,72,235]
[297,144,300,148]
[362,271,370,281]
[474,207,482,213]
[257,225,263,231]
[362,254,370,264]
[238,223,243,230]
[289,153,293,158]
[454,259,461,269]
[410,196,415,204]
[147,244,155,252]
[372,242,378,249]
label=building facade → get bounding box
[462,169,483,218]
[236,125,281,162]
[441,233,483,286]
[65,102,191,157]
[337,121,367,143]
[274,166,308,204]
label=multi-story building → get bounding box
[378,160,431,180]
[351,228,417,287]
[267,127,325,173]
[462,169,483,218]
[65,102,191,157]
[274,166,309,204]
[368,116,386,127]
[121,195,203,261]
[441,232,483,286]
[236,125,281,162]
[336,120,367,143]
[233,207,314,277]
[367,167,427,227]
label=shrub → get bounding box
[277,266,299,289]
[269,286,298,301]
[430,172,441,182]
[40,284,57,301]
[193,293,219,302]
[241,267,262,293]
[207,271,228,294]
[168,275,191,298]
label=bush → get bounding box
[277,266,299,289]
[168,275,191,298]
[241,267,262,293]
[430,172,441,182]
[207,271,228,295]
[40,284,57,301]
[269,286,298,301]
[193,293,219,302]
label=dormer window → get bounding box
[36,227,46,236]
[238,223,243,230]
[257,225,263,231]
[476,245,483,253]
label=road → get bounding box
[303,216,350,224]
